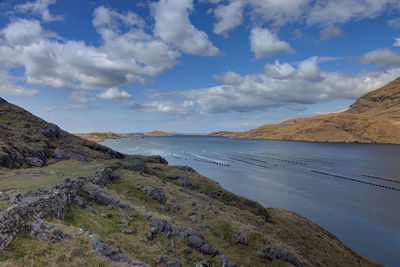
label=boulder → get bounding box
[91,234,150,266]
[140,186,167,204]
[178,228,218,257]
[24,157,45,167]
[231,233,249,246]
[54,148,67,159]
[261,247,304,267]
[161,256,180,267]
[218,254,237,267]
[29,219,69,243]
[146,216,173,240]
[81,183,133,211]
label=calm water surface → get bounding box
[101,135,400,267]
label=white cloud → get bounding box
[15,0,63,22]
[307,0,400,26]
[97,88,132,101]
[0,8,179,92]
[133,57,400,114]
[131,100,195,115]
[152,0,220,56]
[359,48,400,67]
[213,1,244,35]
[68,90,95,103]
[388,17,400,29]
[250,27,294,58]
[393,38,400,47]
[320,25,342,40]
[0,70,37,97]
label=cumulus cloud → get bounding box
[0,70,37,97]
[359,48,400,68]
[393,38,400,47]
[307,0,400,26]
[0,8,179,92]
[97,88,132,101]
[131,100,195,115]
[213,1,244,35]
[388,18,400,29]
[133,57,400,114]
[152,0,220,56]
[250,27,294,58]
[15,0,63,22]
[320,25,342,40]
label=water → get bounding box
[101,135,400,266]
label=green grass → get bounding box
[211,222,233,240]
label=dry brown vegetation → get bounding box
[144,130,173,137]
[210,77,400,144]
[74,132,130,142]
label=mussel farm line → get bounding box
[310,170,400,192]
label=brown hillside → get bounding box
[0,97,123,169]
[210,77,400,144]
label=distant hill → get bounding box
[0,97,123,169]
[74,132,130,142]
[144,130,172,137]
[210,77,400,144]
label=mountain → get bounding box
[0,97,123,169]
[210,77,400,144]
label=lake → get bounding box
[101,135,400,267]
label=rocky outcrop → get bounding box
[140,186,167,204]
[91,234,150,267]
[178,228,219,257]
[146,215,174,240]
[0,178,83,250]
[29,219,69,243]
[82,183,133,211]
[121,158,146,173]
[87,167,121,187]
[258,246,304,267]
[161,256,181,267]
[231,233,248,246]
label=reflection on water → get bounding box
[101,135,400,267]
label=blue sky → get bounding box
[1,0,400,133]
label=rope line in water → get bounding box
[310,170,400,192]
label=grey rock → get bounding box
[178,228,218,257]
[88,168,120,187]
[122,229,134,234]
[74,195,87,208]
[231,233,248,246]
[262,247,304,267]
[189,214,197,223]
[81,183,133,211]
[146,216,173,240]
[140,186,167,204]
[121,159,146,173]
[29,219,69,243]
[40,124,60,139]
[68,152,88,162]
[194,260,216,267]
[54,148,67,159]
[92,234,150,266]
[161,256,180,267]
[218,254,237,267]
[24,157,45,167]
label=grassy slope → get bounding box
[0,158,381,267]
[210,77,400,144]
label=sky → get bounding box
[1,0,400,133]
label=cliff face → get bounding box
[0,97,123,169]
[210,77,400,144]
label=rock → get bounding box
[24,157,45,167]
[74,195,87,208]
[121,159,146,173]
[54,148,67,159]
[146,216,173,240]
[29,219,69,243]
[218,254,237,267]
[161,256,180,267]
[176,176,192,187]
[262,247,304,267]
[91,234,150,266]
[166,174,182,180]
[40,124,60,139]
[122,229,134,234]
[81,183,133,211]
[194,260,216,267]
[68,152,88,162]
[178,228,218,257]
[140,186,167,204]
[189,214,197,223]
[231,233,248,246]
[88,167,120,187]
